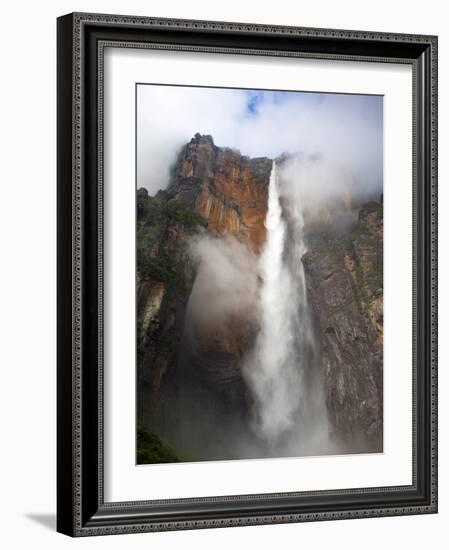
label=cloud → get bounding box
[185,233,259,331]
[137,85,248,193]
[137,84,383,198]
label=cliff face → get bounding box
[137,135,271,457]
[137,133,383,461]
[302,201,383,450]
[169,133,272,252]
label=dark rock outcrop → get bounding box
[137,132,384,461]
[302,200,383,451]
[137,134,272,459]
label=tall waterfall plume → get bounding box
[243,161,308,443]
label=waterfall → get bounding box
[246,160,318,447]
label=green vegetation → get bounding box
[137,424,182,464]
[339,220,383,306]
[165,201,206,230]
[137,189,206,293]
[137,250,187,293]
[137,189,206,231]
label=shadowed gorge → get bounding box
[137,133,383,462]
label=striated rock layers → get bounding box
[168,133,272,252]
[137,132,383,460]
[137,134,271,459]
[302,201,383,451]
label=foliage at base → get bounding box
[137,423,182,464]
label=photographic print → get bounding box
[136,84,383,465]
[57,15,437,534]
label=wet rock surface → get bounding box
[137,135,271,458]
[137,133,384,460]
[302,200,383,450]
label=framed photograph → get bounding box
[57,12,438,536]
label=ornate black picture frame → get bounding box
[57,12,438,536]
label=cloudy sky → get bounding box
[137,84,383,197]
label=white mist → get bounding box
[245,162,305,442]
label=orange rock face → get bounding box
[169,134,272,253]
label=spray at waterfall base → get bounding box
[242,161,333,456]
[137,139,383,463]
